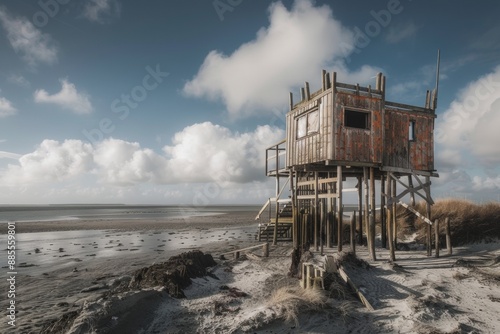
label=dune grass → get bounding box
[392,199,500,246]
[267,286,326,325]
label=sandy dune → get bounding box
[1,214,499,333]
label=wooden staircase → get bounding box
[258,204,293,242]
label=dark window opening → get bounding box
[409,120,416,141]
[344,109,370,129]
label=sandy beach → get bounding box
[1,211,500,333]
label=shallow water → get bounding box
[1,225,257,274]
[0,205,259,223]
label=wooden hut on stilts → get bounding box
[256,52,441,265]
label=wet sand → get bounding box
[0,211,260,333]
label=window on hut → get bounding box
[297,109,319,138]
[344,109,370,130]
[409,120,416,141]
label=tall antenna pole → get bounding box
[433,49,441,110]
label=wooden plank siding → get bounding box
[286,78,435,173]
[384,108,434,171]
[334,92,383,164]
[286,92,333,167]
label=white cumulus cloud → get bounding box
[183,0,381,118]
[2,139,94,186]
[0,7,58,66]
[0,96,17,117]
[1,122,285,188]
[34,79,93,114]
[434,66,500,194]
[164,122,284,183]
[436,65,500,163]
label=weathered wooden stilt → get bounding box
[327,173,332,248]
[445,217,452,255]
[357,176,363,245]
[426,201,432,257]
[408,175,416,206]
[387,177,395,261]
[380,175,386,249]
[350,212,356,255]
[392,179,397,248]
[337,166,343,252]
[263,242,270,257]
[364,168,369,246]
[291,172,297,249]
[385,175,391,249]
[369,167,376,260]
[314,172,319,251]
[434,219,440,258]
[320,200,324,256]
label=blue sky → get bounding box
[0,0,499,204]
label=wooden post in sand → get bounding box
[445,217,452,255]
[320,200,324,256]
[306,264,312,289]
[426,202,432,256]
[434,219,440,258]
[369,167,376,261]
[380,174,386,249]
[350,212,356,255]
[337,166,343,252]
[387,175,395,261]
[357,176,363,245]
[314,172,319,251]
[263,242,269,257]
[364,168,369,246]
[392,179,397,249]
[327,172,332,249]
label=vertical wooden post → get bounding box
[369,167,376,260]
[387,176,395,261]
[357,176,363,245]
[445,217,452,255]
[426,176,432,257]
[302,214,307,248]
[306,264,312,289]
[434,219,440,258]
[392,179,397,248]
[337,166,343,252]
[385,175,391,249]
[332,197,337,247]
[408,175,416,206]
[320,200,324,256]
[350,212,356,255]
[363,168,369,245]
[314,172,319,251]
[426,203,432,257]
[263,242,269,257]
[322,69,327,91]
[380,174,386,249]
[327,173,332,248]
[291,172,297,249]
[444,217,452,255]
[273,145,280,246]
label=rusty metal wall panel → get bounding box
[334,92,383,163]
[384,110,408,168]
[409,114,434,171]
[385,108,434,171]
